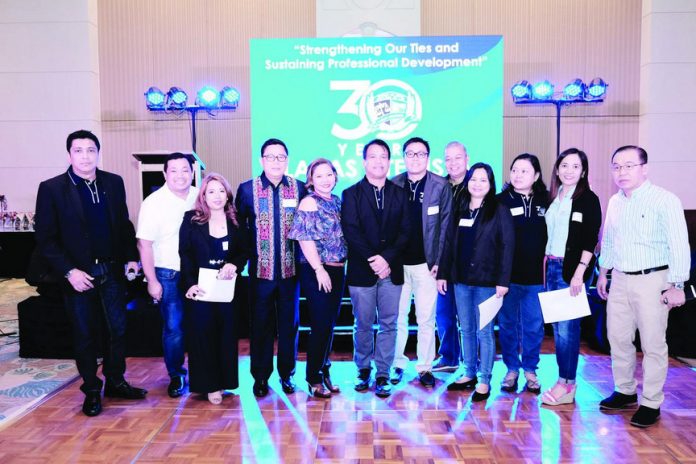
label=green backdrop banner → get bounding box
[250,35,503,192]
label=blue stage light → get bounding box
[563,79,585,100]
[585,78,607,100]
[511,80,532,101]
[197,86,220,108]
[166,87,188,109]
[220,86,240,108]
[532,80,554,99]
[145,87,165,109]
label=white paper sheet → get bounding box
[195,268,236,303]
[478,294,504,330]
[537,285,591,324]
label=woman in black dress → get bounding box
[179,173,248,404]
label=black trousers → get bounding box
[63,264,126,393]
[299,263,345,385]
[185,300,238,393]
[249,275,299,381]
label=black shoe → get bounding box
[354,368,371,392]
[253,379,269,397]
[390,367,404,385]
[308,382,332,399]
[630,406,661,428]
[472,388,490,403]
[375,377,392,398]
[82,391,102,417]
[323,375,340,394]
[280,377,296,394]
[167,375,186,398]
[419,371,435,388]
[447,376,478,391]
[104,381,148,399]
[599,391,638,411]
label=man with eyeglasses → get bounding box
[341,139,411,398]
[597,145,690,428]
[236,138,306,398]
[389,137,452,387]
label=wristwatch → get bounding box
[672,282,685,290]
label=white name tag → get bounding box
[572,212,583,222]
[459,218,475,227]
[282,198,297,208]
[510,206,524,216]
[222,241,229,251]
[427,205,439,215]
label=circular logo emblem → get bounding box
[360,79,422,140]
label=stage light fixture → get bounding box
[563,78,585,101]
[220,86,240,108]
[197,86,220,108]
[585,78,607,100]
[166,87,188,109]
[532,80,554,100]
[511,80,532,101]
[145,87,165,109]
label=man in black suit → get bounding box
[341,139,411,398]
[34,130,147,417]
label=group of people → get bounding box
[34,130,689,429]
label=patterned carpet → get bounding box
[0,279,78,429]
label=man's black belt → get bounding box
[622,265,668,275]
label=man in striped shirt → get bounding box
[597,145,690,428]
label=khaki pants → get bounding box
[606,269,670,409]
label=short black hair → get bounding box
[362,139,391,160]
[612,145,648,164]
[261,138,288,157]
[164,152,193,172]
[403,137,430,155]
[66,130,100,153]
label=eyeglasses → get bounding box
[404,151,429,159]
[263,154,288,162]
[610,162,645,173]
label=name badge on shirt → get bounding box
[510,206,524,216]
[459,218,475,227]
[427,205,439,215]
[572,212,583,223]
[222,241,229,251]
[282,198,297,208]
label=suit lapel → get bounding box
[63,172,86,225]
[100,173,118,228]
[359,178,378,216]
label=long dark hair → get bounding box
[191,173,238,226]
[461,162,498,222]
[549,148,589,200]
[503,153,549,201]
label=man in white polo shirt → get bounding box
[136,153,198,398]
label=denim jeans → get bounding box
[454,284,496,385]
[156,267,186,378]
[63,263,127,393]
[497,283,545,374]
[350,276,401,379]
[546,259,581,381]
[435,284,462,366]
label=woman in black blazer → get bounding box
[437,163,515,402]
[541,148,601,406]
[179,173,248,405]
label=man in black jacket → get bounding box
[341,139,411,398]
[34,130,147,417]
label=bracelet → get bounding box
[579,261,588,267]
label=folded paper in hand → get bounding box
[196,268,236,303]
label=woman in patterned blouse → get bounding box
[289,158,347,398]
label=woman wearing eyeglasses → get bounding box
[541,148,601,406]
[289,158,347,398]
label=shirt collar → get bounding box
[67,166,100,185]
[260,171,289,189]
[559,184,576,199]
[620,179,651,199]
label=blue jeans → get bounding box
[350,276,401,379]
[546,259,581,381]
[435,284,462,366]
[454,284,496,385]
[63,263,127,393]
[497,283,544,374]
[156,267,186,378]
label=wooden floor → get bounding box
[1,339,696,463]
